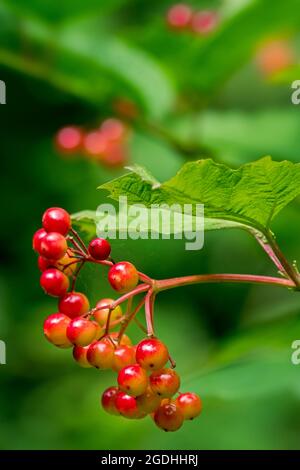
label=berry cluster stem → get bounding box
[68,226,299,341]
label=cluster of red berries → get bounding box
[33,207,202,432]
[55,118,129,168]
[166,4,219,35]
[101,338,202,431]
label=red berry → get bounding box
[67,317,98,346]
[83,130,108,157]
[191,10,218,35]
[112,345,136,372]
[108,261,139,293]
[94,298,122,327]
[55,126,83,154]
[43,313,72,348]
[154,402,184,432]
[87,340,114,369]
[257,40,294,76]
[149,368,180,398]
[39,232,68,260]
[40,268,69,297]
[118,364,148,397]
[59,292,90,318]
[136,387,161,414]
[33,228,47,252]
[113,98,139,120]
[102,143,127,168]
[100,118,126,142]
[72,345,93,368]
[167,3,192,29]
[101,387,120,416]
[103,332,132,347]
[175,392,202,420]
[115,392,145,419]
[136,338,169,371]
[42,207,71,236]
[38,256,55,272]
[88,238,111,260]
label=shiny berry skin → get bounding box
[112,345,136,372]
[103,332,132,347]
[175,392,202,420]
[115,392,145,419]
[43,313,72,348]
[42,207,71,236]
[55,126,83,154]
[33,228,47,252]
[108,261,139,294]
[72,345,93,368]
[38,256,55,272]
[59,292,90,319]
[136,338,169,371]
[191,10,218,35]
[136,387,161,414]
[67,317,98,346]
[94,298,122,327]
[87,340,114,369]
[88,238,111,260]
[149,368,180,398]
[154,402,184,432]
[55,251,78,277]
[40,268,69,297]
[39,232,67,260]
[118,364,148,397]
[101,387,120,416]
[167,3,192,29]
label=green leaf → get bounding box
[99,157,300,233]
[2,0,125,24]
[170,108,300,166]
[0,8,176,118]
[192,0,300,95]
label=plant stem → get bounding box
[71,260,85,291]
[155,273,295,292]
[145,291,155,337]
[70,228,88,254]
[252,230,285,273]
[265,231,300,287]
[118,296,146,343]
[68,236,86,257]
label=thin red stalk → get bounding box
[70,227,88,254]
[111,284,150,309]
[118,296,146,343]
[104,306,114,335]
[86,284,150,319]
[138,272,153,284]
[68,236,86,257]
[253,232,285,273]
[145,291,155,337]
[133,317,147,334]
[266,231,300,287]
[71,260,85,291]
[155,273,295,292]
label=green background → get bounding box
[1,0,300,450]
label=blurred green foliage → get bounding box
[1,0,300,450]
